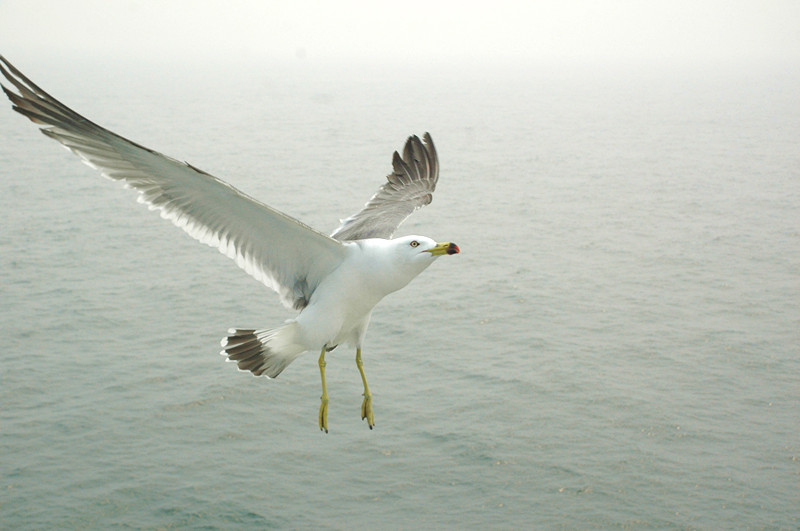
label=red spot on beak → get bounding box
[447,243,460,255]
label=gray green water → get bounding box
[1,58,798,528]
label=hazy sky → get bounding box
[0,0,798,65]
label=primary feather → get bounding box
[330,133,439,241]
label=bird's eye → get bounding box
[410,240,420,248]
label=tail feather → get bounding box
[220,323,306,378]
[224,341,264,360]
[223,330,257,345]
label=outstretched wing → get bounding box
[330,133,439,241]
[0,56,346,311]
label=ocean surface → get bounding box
[0,56,797,529]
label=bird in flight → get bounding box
[0,56,459,433]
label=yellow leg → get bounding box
[356,348,375,429]
[318,348,329,433]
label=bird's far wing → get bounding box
[0,56,346,311]
[330,133,439,241]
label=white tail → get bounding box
[220,322,306,378]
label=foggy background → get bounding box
[1,0,798,66]
[1,1,798,529]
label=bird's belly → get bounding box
[295,303,370,350]
[295,276,383,350]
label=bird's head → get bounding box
[392,235,460,269]
[354,235,460,296]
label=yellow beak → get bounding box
[426,242,460,256]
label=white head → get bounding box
[354,235,460,296]
[392,235,460,261]
[388,234,460,282]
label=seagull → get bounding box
[0,56,459,433]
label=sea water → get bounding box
[0,57,797,529]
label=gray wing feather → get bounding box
[0,56,346,311]
[330,133,439,241]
